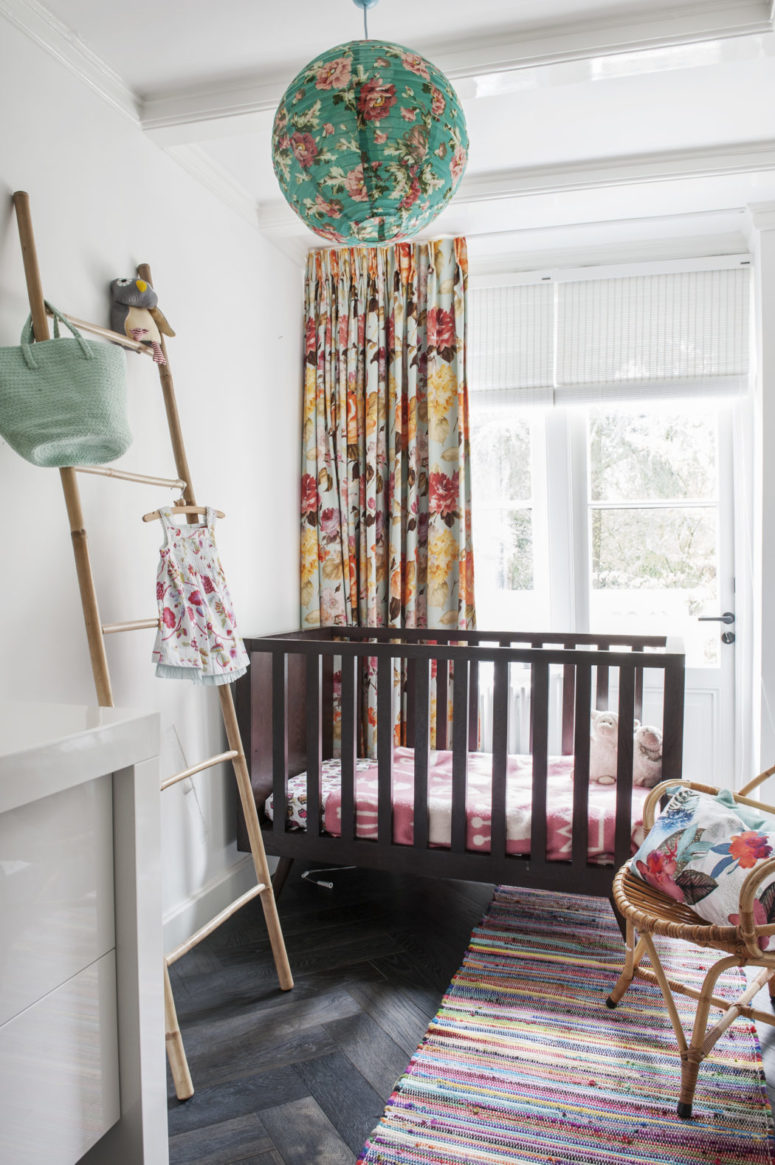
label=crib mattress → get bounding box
[265,746,650,863]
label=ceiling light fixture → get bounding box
[271,0,468,245]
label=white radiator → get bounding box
[477,665,565,755]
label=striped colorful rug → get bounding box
[358,886,775,1165]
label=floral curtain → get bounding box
[300,237,475,748]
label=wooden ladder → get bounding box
[11,190,294,1101]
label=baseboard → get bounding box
[162,853,278,955]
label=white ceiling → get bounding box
[10,0,775,267]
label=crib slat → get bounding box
[633,645,644,723]
[596,646,610,709]
[451,661,469,853]
[414,657,430,850]
[562,646,575,755]
[530,659,549,869]
[321,652,334,760]
[377,654,393,843]
[491,658,508,858]
[305,654,322,838]
[527,640,542,754]
[613,665,635,863]
[357,657,366,757]
[405,657,416,748]
[340,652,357,842]
[436,657,449,750]
[272,652,289,836]
[468,646,480,750]
[572,663,591,868]
[662,657,686,782]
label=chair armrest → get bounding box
[738,761,775,798]
[641,777,775,833]
[642,778,720,831]
[738,856,775,959]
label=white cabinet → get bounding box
[0,774,115,1028]
[0,952,120,1163]
[0,703,167,1165]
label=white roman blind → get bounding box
[469,263,751,405]
[468,282,554,404]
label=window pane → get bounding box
[476,507,534,591]
[470,410,542,627]
[591,507,716,592]
[589,411,717,502]
[470,412,532,502]
[589,506,719,664]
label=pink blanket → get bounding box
[266,746,649,864]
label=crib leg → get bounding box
[272,856,295,898]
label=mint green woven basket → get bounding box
[0,301,131,468]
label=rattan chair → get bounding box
[606,764,775,1118]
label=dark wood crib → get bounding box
[235,627,685,902]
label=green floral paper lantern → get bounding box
[272,39,468,245]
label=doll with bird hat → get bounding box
[110,276,175,365]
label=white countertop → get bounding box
[0,702,160,814]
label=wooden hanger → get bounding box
[142,504,225,523]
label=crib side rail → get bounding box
[274,626,670,649]
[259,627,668,746]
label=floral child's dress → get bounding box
[152,507,249,685]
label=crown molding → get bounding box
[747,201,775,231]
[142,79,278,135]
[453,141,775,203]
[163,144,260,228]
[138,0,774,138]
[4,0,770,140]
[433,0,774,79]
[256,139,775,243]
[256,200,307,238]
[0,0,139,121]
[259,203,754,270]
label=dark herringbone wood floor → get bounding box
[167,865,775,1164]
[166,865,494,1164]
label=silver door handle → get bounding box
[697,612,735,625]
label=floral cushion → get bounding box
[630,786,775,943]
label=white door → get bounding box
[470,398,741,786]
[685,412,737,787]
[577,402,737,787]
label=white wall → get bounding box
[0,19,303,947]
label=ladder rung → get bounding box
[161,749,240,790]
[49,309,154,355]
[165,881,267,965]
[102,618,159,634]
[74,465,186,489]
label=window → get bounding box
[468,261,749,668]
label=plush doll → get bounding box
[633,723,663,787]
[589,709,619,785]
[110,277,175,365]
